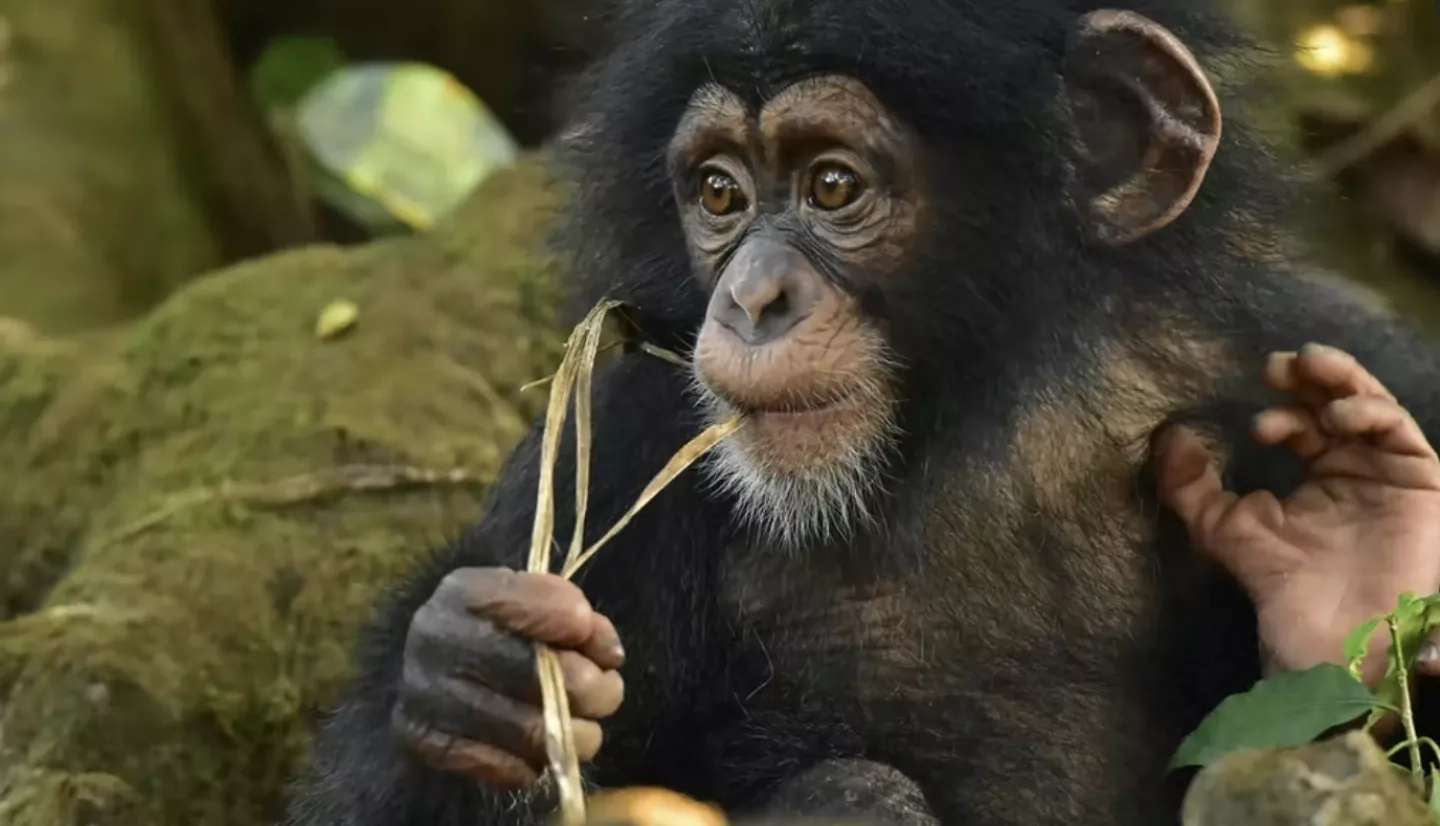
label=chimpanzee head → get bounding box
[556,0,1290,546]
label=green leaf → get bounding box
[295,62,520,233]
[1345,616,1384,680]
[1398,591,1427,621]
[1169,664,1379,771]
[249,35,347,113]
[1367,593,1440,728]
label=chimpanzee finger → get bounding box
[408,607,624,720]
[1261,351,1297,393]
[1320,396,1438,461]
[455,648,624,721]
[407,593,537,695]
[578,611,626,671]
[1252,406,1328,461]
[1155,425,1289,585]
[1263,351,1327,408]
[397,668,605,769]
[393,707,541,788]
[553,649,625,718]
[439,568,597,649]
[1154,426,1237,542]
[1292,342,1397,403]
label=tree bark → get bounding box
[134,0,321,262]
[0,0,222,333]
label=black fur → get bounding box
[282,1,1440,825]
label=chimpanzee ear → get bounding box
[1061,9,1222,246]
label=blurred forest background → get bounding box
[0,1,1438,825]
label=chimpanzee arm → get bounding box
[282,352,738,826]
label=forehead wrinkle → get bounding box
[669,82,755,168]
[758,74,903,151]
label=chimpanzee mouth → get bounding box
[724,391,860,420]
[688,369,879,434]
[695,378,898,548]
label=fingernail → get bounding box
[610,641,626,664]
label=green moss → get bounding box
[0,158,565,826]
[0,331,115,620]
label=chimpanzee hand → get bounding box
[1155,343,1440,688]
[391,568,626,788]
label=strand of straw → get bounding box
[524,301,742,825]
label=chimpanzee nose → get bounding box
[713,238,819,345]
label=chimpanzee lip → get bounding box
[725,390,858,418]
[696,368,865,421]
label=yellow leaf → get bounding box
[315,299,359,340]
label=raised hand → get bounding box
[391,568,626,787]
[1155,343,1440,686]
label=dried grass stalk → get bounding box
[523,301,741,825]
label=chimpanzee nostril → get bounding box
[712,236,821,346]
[722,274,807,344]
[729,273,785,328]
[764,291,790,325]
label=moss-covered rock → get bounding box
[0,158,565,826]
[1181,731,1433,826]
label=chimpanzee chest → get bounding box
[716,522,1162,716]
[717,552,937,711]
[716,544,1089,746]
[714,517,1183,819]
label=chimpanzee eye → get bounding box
[809,164,862,211]
[700,170,746,216]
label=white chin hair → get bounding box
[697,412,895,550]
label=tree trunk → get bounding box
[0,0,223,333]
[134,0,321,262]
